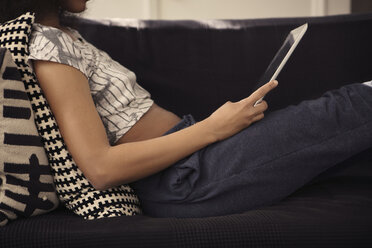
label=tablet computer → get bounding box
[254,23,308,107]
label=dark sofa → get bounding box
[1,13,372,248]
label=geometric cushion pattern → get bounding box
[1,12,142,219]
[0,47,59,226]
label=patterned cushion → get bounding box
[1,12,142,219]
[0,47,59,226]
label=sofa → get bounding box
[1,12,372,247]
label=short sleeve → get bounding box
[28,23,89,78]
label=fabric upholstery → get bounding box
[0,48,58,226]
[0,15,59,226]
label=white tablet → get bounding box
[254,23,308,107]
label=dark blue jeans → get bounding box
[131,83,372,218]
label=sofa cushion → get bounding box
[0,47,59,226]
[1,12,142,220]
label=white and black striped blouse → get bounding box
[27,23,154,145]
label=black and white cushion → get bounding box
[0,47,59,226]
[1,12,142,219]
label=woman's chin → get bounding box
[61,0,88,14]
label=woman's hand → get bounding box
[203,80,278,142]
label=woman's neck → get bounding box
[38,12,62,29]
[37,12,79,41]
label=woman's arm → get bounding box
[33,60,276,190]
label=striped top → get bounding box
[27,23,154,145]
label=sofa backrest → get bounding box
[71,14,372,120]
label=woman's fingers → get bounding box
[252,100,268,112]
[241,80,278,106]
[252,80,278,102]
[206,81,276,141]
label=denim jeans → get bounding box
[130,83,372,218]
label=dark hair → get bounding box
[0,0,62,23]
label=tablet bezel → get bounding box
[254,23,308,107]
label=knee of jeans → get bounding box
[131,155,201,203]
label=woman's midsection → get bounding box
[115,103,182,145]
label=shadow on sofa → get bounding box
[1,13,372,248]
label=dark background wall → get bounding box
[352,0,372,13]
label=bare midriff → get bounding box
[115,103,182,145]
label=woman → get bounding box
[2,0,371,218]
